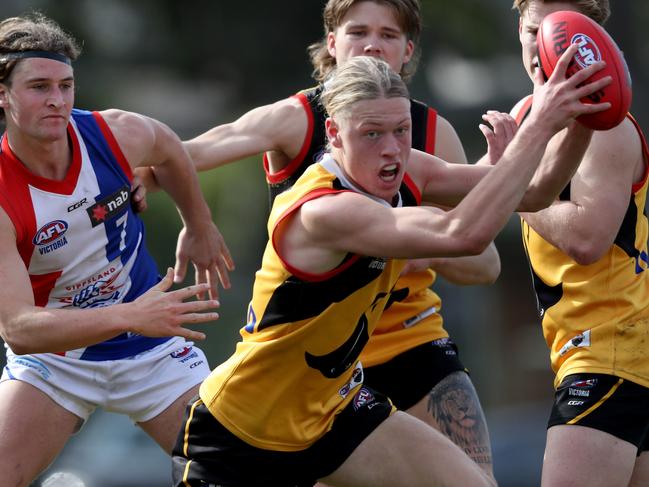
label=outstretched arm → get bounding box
[0,211,218,355]
[279,46,613,274]
[101,109,233,299]
[184,96,309,172]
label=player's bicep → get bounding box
[0,210,36,333]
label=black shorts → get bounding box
[362,338,467,410]
[548,373,649,453]
[172,386,393,487]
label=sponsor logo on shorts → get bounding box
[170,346,193,359]
[559,330,591,356]
[568,388,590,397]
[567,400,585,406]
[353,386,375,411]
[189,361,204,369]
[568,378,597,398]
[570,378,597,389]
[339,362,364,399]
[8,356,52,380]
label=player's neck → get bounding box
[6,128,72,180]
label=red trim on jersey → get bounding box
[92,112,133,181]
[425,108,437,155]
[514,96,534,126]
[30,270,63,307]
[264,93,315,184]
[271,187,360,282]
[0,126,81,196]
[402,173,422,204]
[629,114,649,194]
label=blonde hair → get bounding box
[321,56,409,120]
[512,0,610,25]
[308,0,421,82]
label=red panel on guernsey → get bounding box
[0,136,66,308]
[271,187,360,282]
[264,93,315,183]
[92,111,133,181]
[30,271,63,307]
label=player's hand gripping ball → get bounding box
[537,10,632,130]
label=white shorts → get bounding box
[1,337,210,423]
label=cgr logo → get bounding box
[571,33,601,69]
[33,220,69,245]
[67,197,88,212]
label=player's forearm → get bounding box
[152,150,214,230]
[521,123,593,210]
[1,304,130,355]
[184,125,247,172]
[432,242,500,285]
[447,122,553,252]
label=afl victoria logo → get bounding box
[571,33,601,68]
[33,220,69,245]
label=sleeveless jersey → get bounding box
[0,109,166,361]
[200,154,421,451]
[514,99,649,388]
[263,85,446,367]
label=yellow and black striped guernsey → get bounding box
[200,155,420,451]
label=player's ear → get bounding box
[403,39,415,65]
[0,84,7,107]
[327,31,337,58]
[325,117,342,148]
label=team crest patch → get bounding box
[558,329,591,356]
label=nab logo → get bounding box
[571,33,601,69]
[87,185,130,227]
[33,220,69,245]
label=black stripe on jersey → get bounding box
[614,194,644,260]
[257,255,387,331]
[530,271,563,318]
[522,223,564,318]
[410,98,430,152]
[305,312,370,378]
